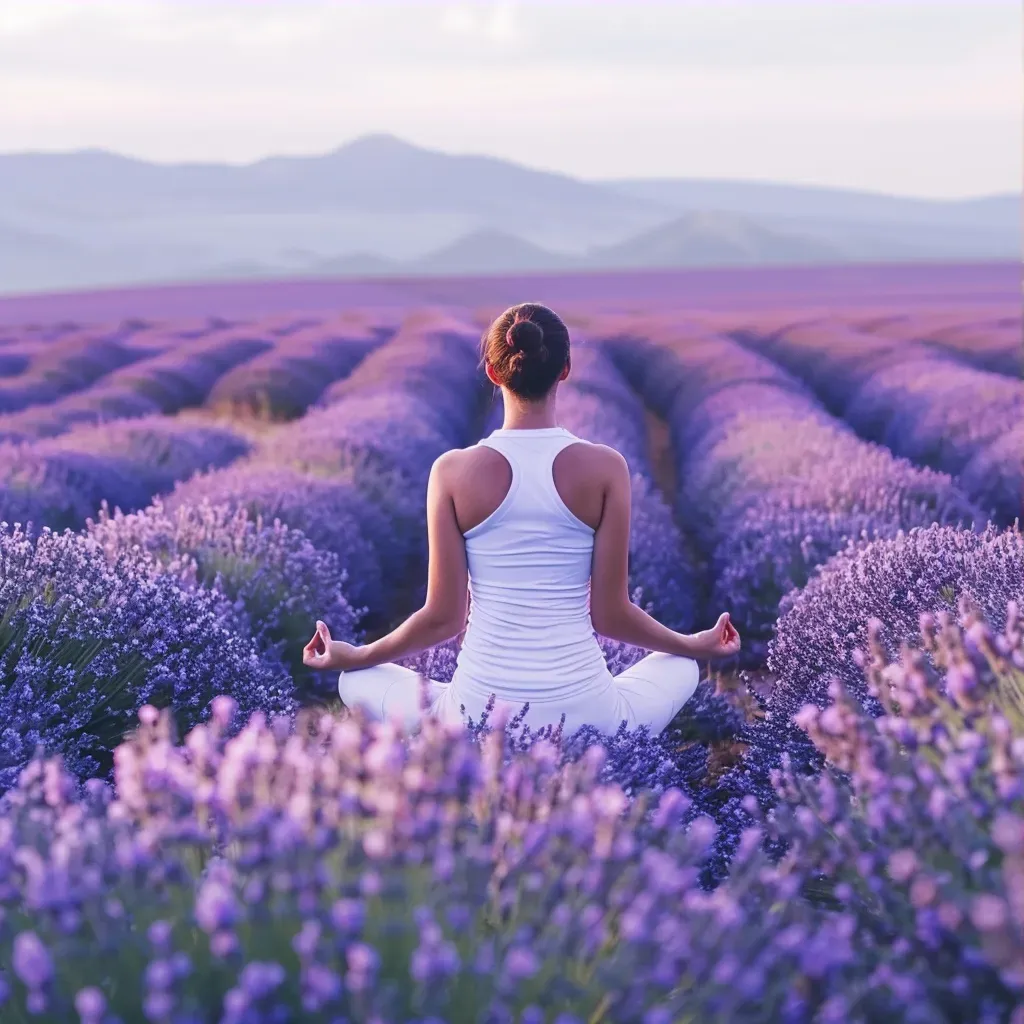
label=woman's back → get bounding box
[451,426,610,711]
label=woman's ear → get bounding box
[484,361,502,387]
[560,358,571,382]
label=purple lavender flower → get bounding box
[12,931,52,989]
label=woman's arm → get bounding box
[588,448,740,660]
[303,451,469,673]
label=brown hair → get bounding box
[481,303,570,401]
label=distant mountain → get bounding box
[606,177,1019,232]
[0,134,663,245]
[0,222,90,292]
[409,229,579,275]
[310,251,399,277]
[0,135,1018,295]
[589,211,843,269]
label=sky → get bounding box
[0,0,1020,198]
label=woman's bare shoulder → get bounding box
[561,440,629,480]
[435,444,514,533]
[433,444,510,489]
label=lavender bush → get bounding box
[87,500,360,687]
[57,417,251,495]
[769,523,1024,720]
[768,602,1024,1021]
[961,424,1024,528]
[0,705,855,1022]
[0,442,151,531]
[1,602,1022,1022]
[169,465,386,617]
[0,523,293,788]
[737,524,1023,852]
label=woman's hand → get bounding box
[302,620,364,673]
[692,613,741,659]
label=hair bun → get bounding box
[505,318,546,357]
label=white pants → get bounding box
[338,652,700,737]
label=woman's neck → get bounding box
[500,393,558,430]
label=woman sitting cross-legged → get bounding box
[303,302,740,736]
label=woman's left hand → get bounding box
[302,620,364,673]
[692,612,741,659]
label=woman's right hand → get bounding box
[302,620,364,673]
[692,613,741,659]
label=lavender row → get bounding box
[741,321,1023,525]
[0,417,252,531]
[0,330,148,416]
[205,318,390,421]
[0,330,275,443]
[844,357,1022,525]
[856,309,1022,378]
[177,317,489,627]
[0,600,1020,1021]
[605,325,979,658]
[0,318,393,532]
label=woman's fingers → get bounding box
[711,612,740,655]
[303,622,332,666]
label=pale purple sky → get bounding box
[1,1,1019,197]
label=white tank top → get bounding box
[450,426,611,712]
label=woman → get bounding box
[303,303,740,735]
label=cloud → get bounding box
[440,2,520,42]
[0,0,80,37]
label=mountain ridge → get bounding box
[0,135,1017,295]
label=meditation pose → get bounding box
[303,302,740,734]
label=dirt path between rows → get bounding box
[644,409,678,503]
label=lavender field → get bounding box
[0,264,1021,1021]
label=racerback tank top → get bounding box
[450,426,611,711]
